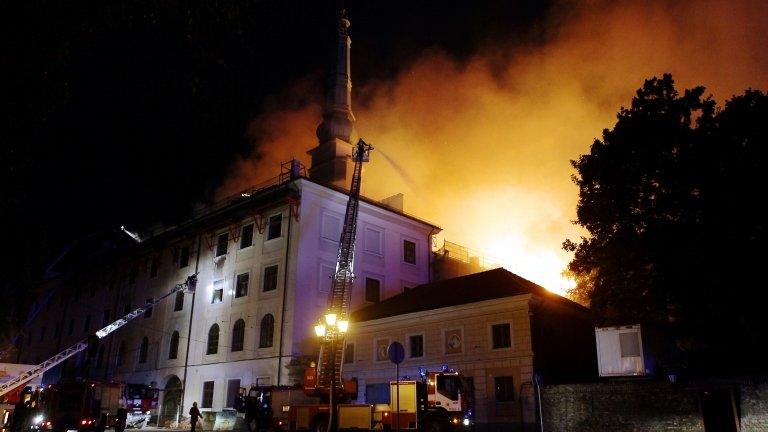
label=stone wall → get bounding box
[741,381,768,432]
[541,382,704,432]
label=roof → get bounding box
[351,268,587,322]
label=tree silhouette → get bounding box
[566,74,768,374]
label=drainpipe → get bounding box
[277,200,294,386]
[180,233,203,415]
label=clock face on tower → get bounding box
[444,329,463,354]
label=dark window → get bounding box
[365,277,381,303]
[207,324,219,355]
[494,376,515,402]
[235,273,249,298]
[620,332,641,357]
[53,323,60,339]
[231,319,245,352]
[263,265,278,292]
[403,240,416,264]
[149,258,159,278]
[226,379,241,408]
[128,268,137,285]
[240,224,254,249]
[492,323,512,349]
[169,331,180,360]
[437,374,461,400]
[124,303,132,315]
[267,215,282,240]
[216,233,229,257]
[68,319,75,336]
[144,298,154,318]
[211,280,224,304]
[39,327,46,342]
[259,314,274,348]
[138,337,149,364]
[83,315,91,332]
[102,310,111,327]
[174,291,184,311]
[27,332,32,346]
[409,334,424,358]
[202,381,214,408]
[116,341,126,366]
[343,343,354,364]
[95,345,105,369]
[89,284,96,297]
[179,245,190,268]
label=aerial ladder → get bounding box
[0,274,198,397]
[311,138,372,396]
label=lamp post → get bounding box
[315,313,349,432]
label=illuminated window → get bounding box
[202,381,214,408]
[216,232,229,257]
[138,337,149,364]
[212,280,224,304]
[240,224,254,249]
[263,265,278,292]
[235,273,249,298]
[207,324,220,355]
[365,277,381,303]
[267,215,282,240]
[403,240,416,264]
[259,314,274,348]
[231,319,245,352]
[491,323,512,349]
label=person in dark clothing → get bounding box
[189,402,201,432]
[115,406,127,432]
[11,400,28,432]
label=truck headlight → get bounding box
[463,418,470,426]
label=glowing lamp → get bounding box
[314,323,326,337]
[337,320,349,333]
[325,313,337,326]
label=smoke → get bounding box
[219,0,768,293]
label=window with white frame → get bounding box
[364,227,383,255]
[240,224,254,249]
[318,263,335,293]
[403,239,417,264]
[263,265,278,292]
[267,214,282,240]
[365,277,381,303]
[202,381,214,408]
[408,333,424,358]
[211,279,224,304]
[215,232,229,257]
[235,272,249,298]
[321,213,342,242]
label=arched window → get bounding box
[231,319,245,352]
[138,337,149,364]
[116,341,125,366]
[207,324,219,355]
[169,331,180,360]
[259,314,274,348]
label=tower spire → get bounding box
[308,10,359,188]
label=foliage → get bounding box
[566,74,768,374]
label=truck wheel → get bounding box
[310,415,329,432]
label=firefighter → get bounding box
[10,401,28,432]
[188,402,201,432]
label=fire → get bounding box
[219,0,768,299]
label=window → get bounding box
[54,323,60,339]
[344,343,354,364]
[318,264,335,294]
[124,303,132,315]
[207,324,219,355]
[116,341,126,366]
[169,331,180,360]
[149,258,159,278]
[240,224,254,249]
[216,232,229,257]
[620,332,641,357]
[365,277,381,303]
[375,338,391,362]
[235,273,249,298]
[68,319,74,336]
[321,213,341,242]
[231,319,245,352]
[263,265,278,292]
[174,291,184,311]
[128,267,137,285]
[492,323,512,349]
[138,337,149,364]
[89,284,96,297]
[259,314,274,348]
[226,379,241,408]
[144,298,154,318]
[409,334,424,358]
[83,315,91,332]
[494,376,515,402]
[364,227,382,255]
[95,345,104,369]
[266,215,282,240]
[39,327,46,342]
[27,332,31,346]
[102,310,111,327]
[179,245,190,268]
[212,280,224,304]
[202,381,214,408]
[403,240,416,264]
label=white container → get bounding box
[595,325,647,377]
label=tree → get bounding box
[565,74,768,374]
